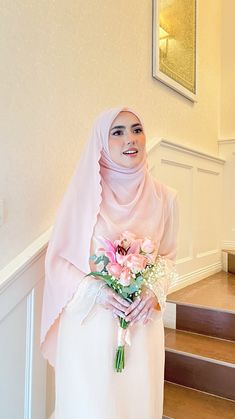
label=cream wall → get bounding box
[220,0,235,138]
[0,0,221,269]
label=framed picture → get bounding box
[152,0,197,102]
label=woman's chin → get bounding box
[119,154,144,168]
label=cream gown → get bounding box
[53,185,178,419]
[54,287,165,419]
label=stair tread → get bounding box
[165,328,235,365]
[167,271,235,312]
[164,381,235,419]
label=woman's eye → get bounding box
[134,127,143,134]
[113,130,123,136]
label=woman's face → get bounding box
[108,111,146,168]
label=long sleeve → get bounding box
[147,192,179,311]
[65,274,107,323]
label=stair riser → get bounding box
[228,254,235,274]
[165,351,235,401]
[176,305,235,341]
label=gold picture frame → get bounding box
[152,0,197,102]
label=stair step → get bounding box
[165,328,235,365]
[167,271,235,313]
[176,304,235,341]
[164,381,235,419]
[164,328,235,400]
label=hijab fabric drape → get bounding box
[40,107,176,365]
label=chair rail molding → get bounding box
[147,138,226,164]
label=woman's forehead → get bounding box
[110,111,141,128]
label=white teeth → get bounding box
[123,150,138,154]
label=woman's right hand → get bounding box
[96,286,131,318]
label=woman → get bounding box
[40,107,179,419]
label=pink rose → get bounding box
[106,262,123,278]
[119,267,132,286]
[140,238,155,254]
[126,254,147,273]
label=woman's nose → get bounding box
[126,132,136,144]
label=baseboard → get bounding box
[169,261,222,293]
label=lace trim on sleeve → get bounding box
[144,255,178,311]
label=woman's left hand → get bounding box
[124,289,160,325]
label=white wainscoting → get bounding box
[0,138,226,418]
[147,138,225,291]
[0,230,51,419]
[218,139,235,251]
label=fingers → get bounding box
[124,297,142,316]
[143,307,154,325]
[112,293,131,308]
[112,308,126,319]
[125,299,148,323]
[102,289,131,316]
[132,302,152,324]
[111,299,129,313]
[100,288,157,325]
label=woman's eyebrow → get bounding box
[110,125,125,131]
[110,123,142,131]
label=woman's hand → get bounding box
[125,289,160,325]
[96,286,131,318]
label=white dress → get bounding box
[53,187,178,419]
[54,286,165,419]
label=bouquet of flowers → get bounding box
[87,231,170,372]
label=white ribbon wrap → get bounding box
[117,324,131,346]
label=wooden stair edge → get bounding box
[165,299,235,314]
[164,380,235,403]
[164,327,235,366]
[166,270,235,313]
[164,381,235,419]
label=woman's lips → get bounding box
[123,147,138,156]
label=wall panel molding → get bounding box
[0,233,49,419]
[222,241,235,249]
[170,261,222,293]
[148,137,224,288]
[147,138,225,164]
[24,290,35,419]
[218,140,235,249]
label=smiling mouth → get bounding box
[123,148,138,155]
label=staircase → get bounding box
[163,254,235,419]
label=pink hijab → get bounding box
[40,107,175,366]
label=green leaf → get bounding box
[94,255,103,264]
[102,255,110,267]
